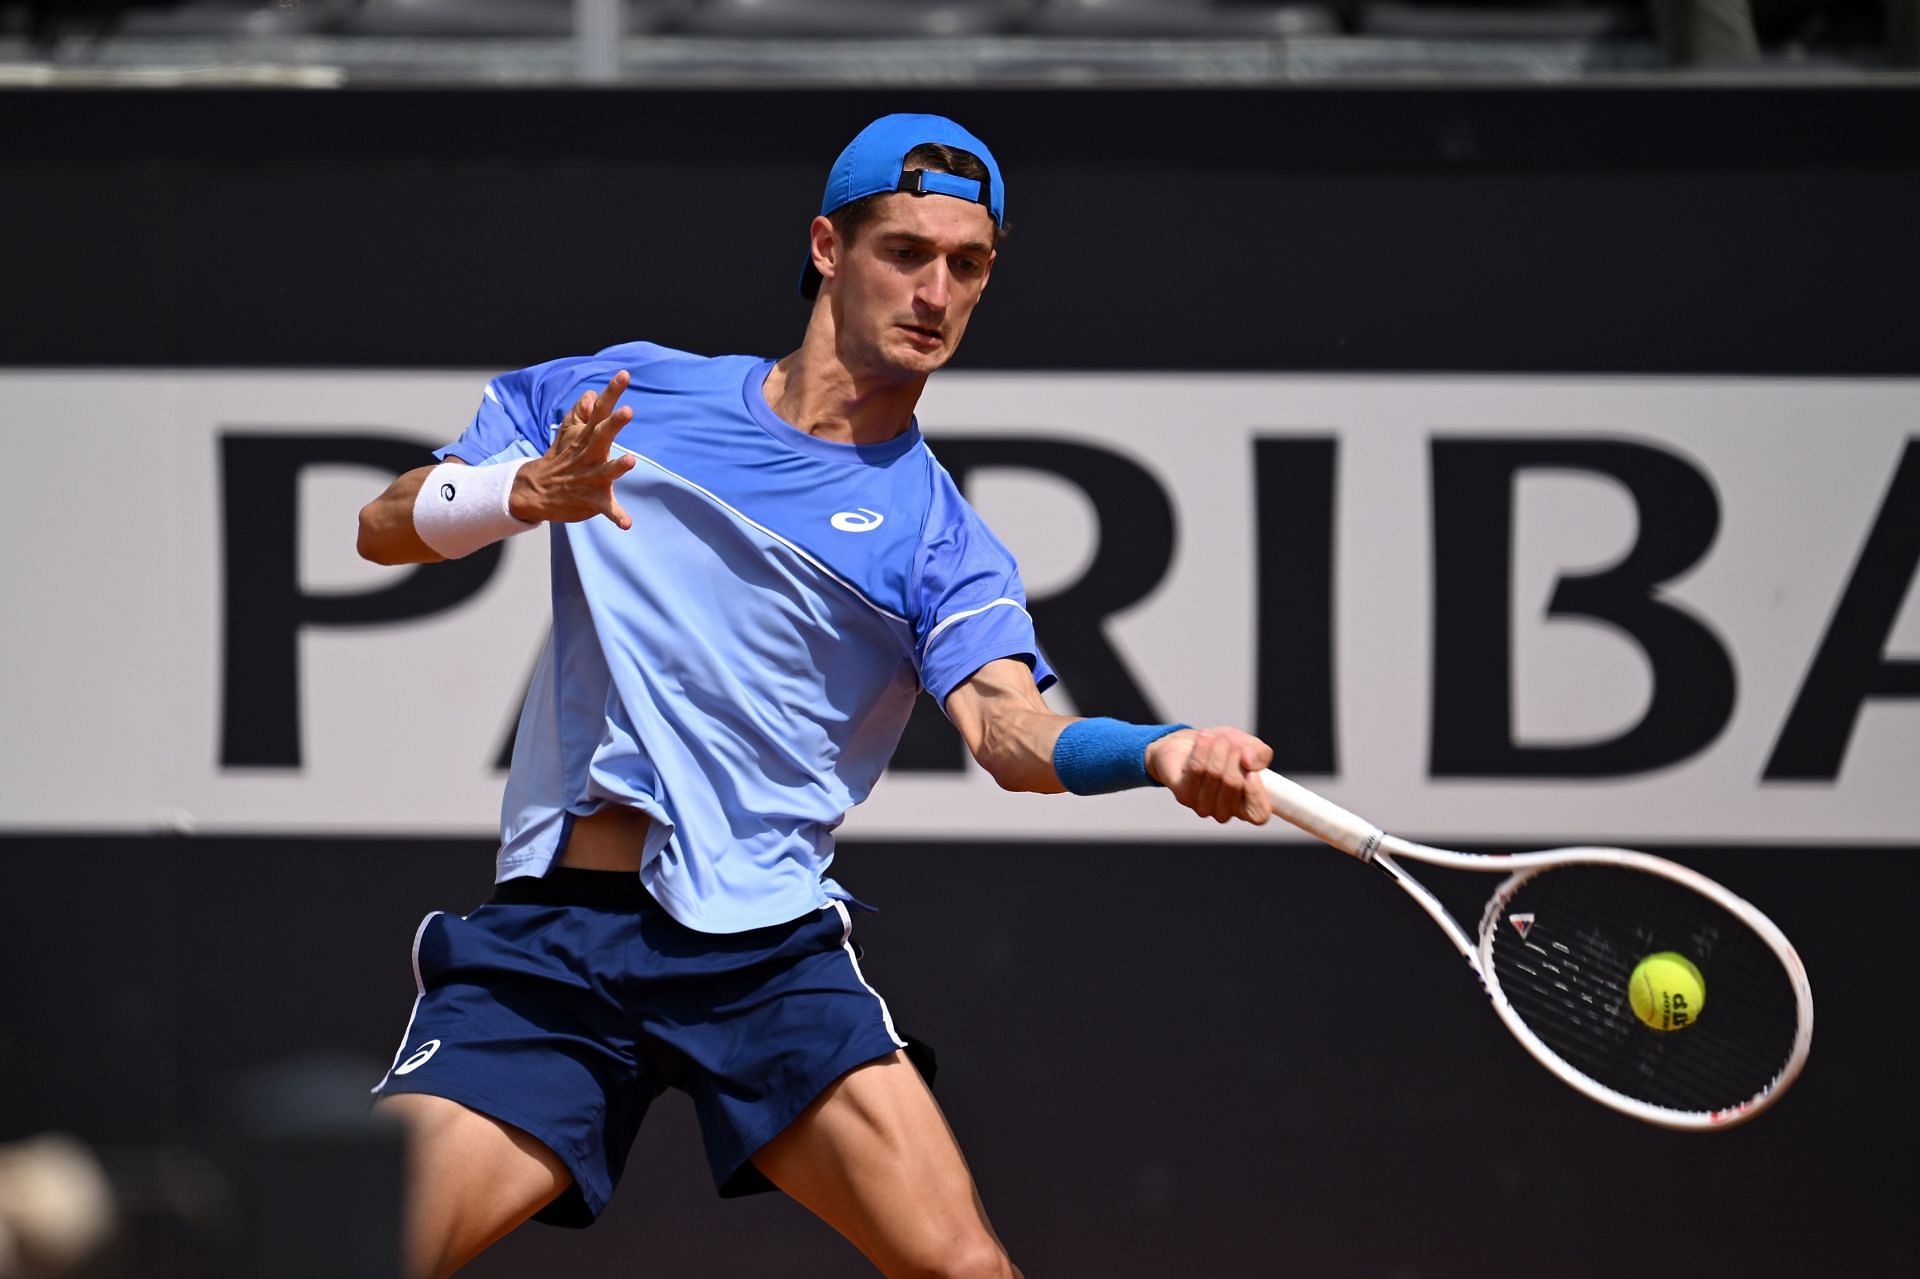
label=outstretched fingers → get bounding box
[587,370,633,445]
[560,387,597,439]
[592,369,630,418]
[600,453,638,529]
[555,371,633,454]
[519,371,640,529]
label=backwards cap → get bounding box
[800,113,1006,299]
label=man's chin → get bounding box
[881,340,953,378]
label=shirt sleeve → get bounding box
[435,356,608,465]
[912,492,1057,708]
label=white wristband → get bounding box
[412,458,538,559]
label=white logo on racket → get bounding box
[830,508,884,533]
[394,1039,442,1076]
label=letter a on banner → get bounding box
[1766,438,1920,780]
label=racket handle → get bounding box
[1259,770,1384,860]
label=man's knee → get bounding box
[942,1242,1018,1279]
[896,1232,1017,1279]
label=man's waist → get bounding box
[558,806,651,873]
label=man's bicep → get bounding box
[945,654,1046,715]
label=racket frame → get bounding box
[1259,770,1815,1130]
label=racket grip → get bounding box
[1259,770,1384,860]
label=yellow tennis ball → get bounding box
[1628,951,1705,1031]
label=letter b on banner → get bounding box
[1429,438,1736,778]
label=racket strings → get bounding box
[1501,907,1788,1109]
[1484,866,1799,1115]
[1496,891,1790,1111]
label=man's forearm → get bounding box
[971,705,1074,794]
[356,464,448,565]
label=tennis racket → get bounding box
[1259,770,1813,1130]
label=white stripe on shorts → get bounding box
[832,900,907,1050]
[371,910,443,1095]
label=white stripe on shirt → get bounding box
[921,597,1029,655]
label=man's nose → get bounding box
[915,260,951,312]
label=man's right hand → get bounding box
[508,370,642,528]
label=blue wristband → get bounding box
[1051,719,1189,795]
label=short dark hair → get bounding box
[807,142,1010,298]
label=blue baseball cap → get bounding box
[800,113,1006,299]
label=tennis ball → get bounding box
[1628,951,1705,1031]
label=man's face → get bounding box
[817,191,996,380]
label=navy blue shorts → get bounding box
[371,869,909,1226]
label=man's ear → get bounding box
[809,214,840,290]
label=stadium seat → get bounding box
[1357,3,1647,39]
[339,0,692,38]
[110,0,352,36]
[676,0,1035,38]
[1022,0,1338,38]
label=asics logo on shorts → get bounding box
[394,1039,442,1076]
[830,508,884,532]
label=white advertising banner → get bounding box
[2,371,1914,844]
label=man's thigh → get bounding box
[377,1092,572,1279]
[751,1052,1021,1279]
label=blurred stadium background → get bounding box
[1,0,1916,82]
[3,3,1917,1277]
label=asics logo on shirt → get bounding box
[831,508,885,533]
[394,1039,442,1076]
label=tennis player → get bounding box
[355,113,1274,1279]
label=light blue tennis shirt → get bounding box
[438,341,1054,934]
